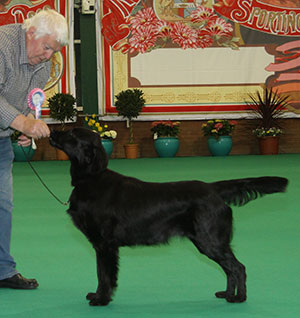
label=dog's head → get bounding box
[49,128,108,181]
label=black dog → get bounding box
[49,127,288,306]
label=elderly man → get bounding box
[0,9,68,289]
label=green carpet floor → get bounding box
[1,155,300,317]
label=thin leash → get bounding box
[21,146,69,206]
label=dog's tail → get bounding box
[211,176,288,206]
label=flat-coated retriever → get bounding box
[49,127,288,307]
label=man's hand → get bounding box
[10,114,50,139]
[17,134,32,147]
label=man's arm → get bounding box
[10,114,50,139]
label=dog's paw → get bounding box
[86,292,96,301]
[215,291,227,299]
[215,291,246,303]
[230,294,246,303]
[86,292,111,306]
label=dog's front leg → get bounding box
[86,245,119,306]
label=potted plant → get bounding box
[48,92,77,160]
[10,130,36,162]
[151,121,180,157]
[84,114,117,158]
[48,93,77,130]
[246,87,289,155]
[115,89,145,159]
[202,119,237,156]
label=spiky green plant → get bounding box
[115,89,145,143]
[247,87,289,130]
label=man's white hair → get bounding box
[22,9,68,46]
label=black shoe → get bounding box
[0,274,38,289]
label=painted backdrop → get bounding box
[98,0,300,118]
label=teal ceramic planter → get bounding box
[154,137,179,157]
[101,139,113,158]
[208,136,232,156]
[12,142,35,162]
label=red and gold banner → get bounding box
[102,0,140,50]
[0,0,55,24]
[98,0,300,117]
[214,0,300,37]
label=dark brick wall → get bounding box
[32,117,300,160]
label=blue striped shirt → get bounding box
[0,23,51,138]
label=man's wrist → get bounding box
[10,114,27,133]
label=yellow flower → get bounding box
[85,115,117,140]
[211,129,217,133]
[202,124,207,127]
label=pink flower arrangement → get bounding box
[151,121,180,139]
[202,119,238,137]
[128,25,158,53]
[204,18,233,38]
[130,7,158,30]
[170,22,198,49]
[124,5,237,54]
[190,5,218,24]
[155,20,173,38]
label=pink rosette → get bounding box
[27,88,45,119]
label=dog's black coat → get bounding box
[49,128,288,306]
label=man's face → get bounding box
[26,27,62,66]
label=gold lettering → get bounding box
[248,7,261,25]
[266,11,276,32]
[268,11,285,34]
[229,2,300,36]
[285,11,296,34]
[247,6,300,35]
[275,12,285,33]
[231,0,251,23]
[296,13,300,32]
[257,9,268,29]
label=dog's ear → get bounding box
[79,138,108,173]
[79,145,95,166]
[69,129,109,184]
[92,139,109,172]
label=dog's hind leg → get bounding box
[213,249,246,303]
[190,238,246,303]
[86,245,119,306]
[189,204,246,303]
